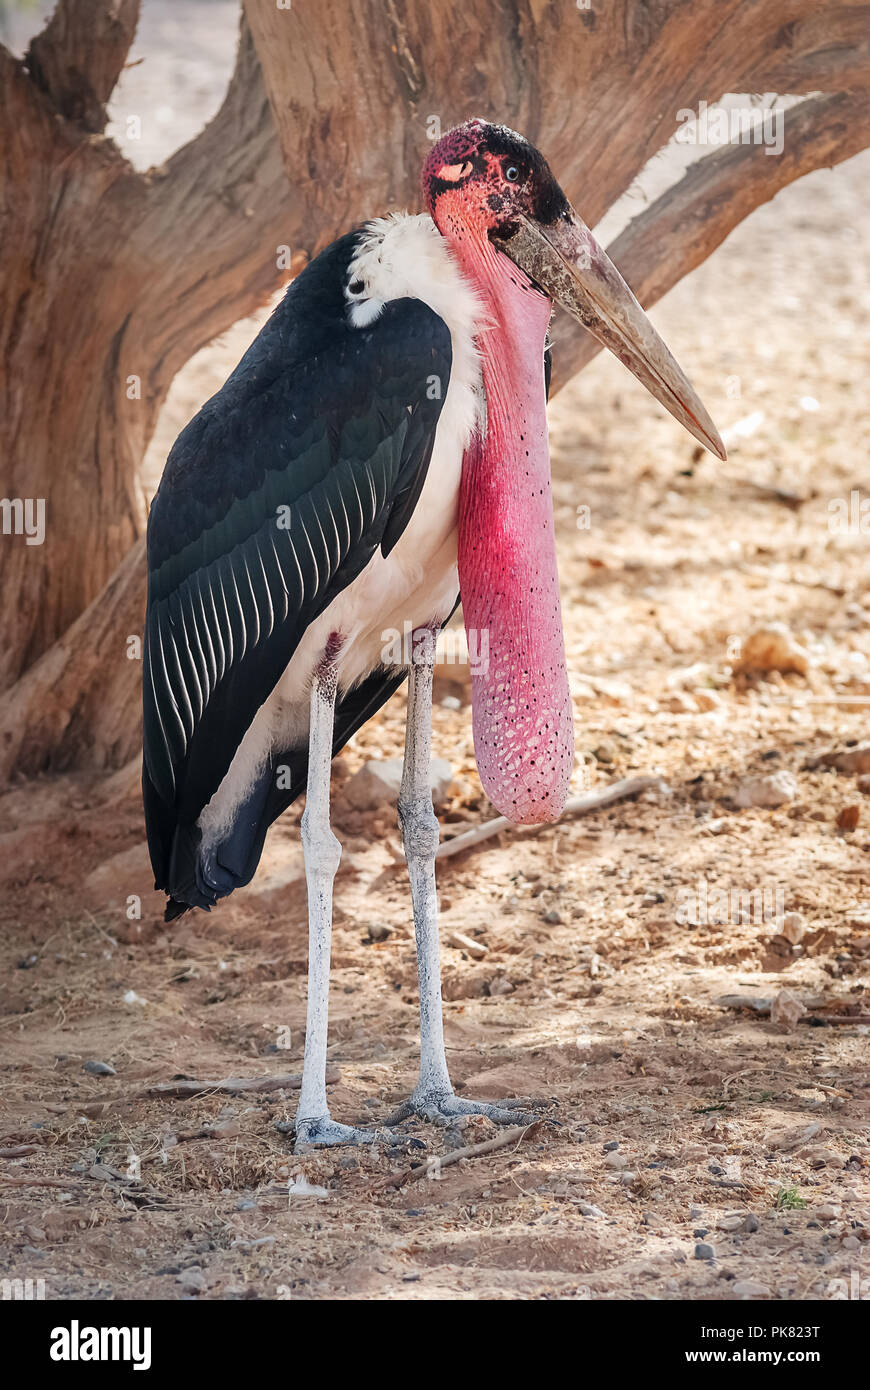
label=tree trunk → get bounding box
[0,1,296,691]
[1,0,868,781]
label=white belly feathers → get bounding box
[198,214,484,849]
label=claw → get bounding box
[386,1091,545,1129]
[293,1116,424,1151]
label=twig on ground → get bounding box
[435,776,668,861]
[143,1067,340,1099]
[377,1120,542,1190]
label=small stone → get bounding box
[781,911,805,945]
[717,1215,744,1232]
[733,1280,770,1298]
[765,1119,821,1150]
[734,624,809,677]
[487,975,514,996]
[742,1214,761,1233]
[694,1242,715,1261]
[344,757,453,812]
[663,692,697,714]
[446,930,488,959]
[816,744,870,775]
[178,1267,205,1292]
[812,1204,841,1222]
[578,1201,607,1219]
[366,923,392,943]
[735,771,798,809]
[83,1060,116,1077]
[842,1235,861,1251]
[605,1151,629,1169]
[837,804,860,832]
[603,1140,620,1152]
[857,773,870,796]
[770,989,807,1033]
[802,1146,831,1168]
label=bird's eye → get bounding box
[505,165,520,182]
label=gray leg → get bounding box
[388,632,536,1128]
[295,659,387,1149]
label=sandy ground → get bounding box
[1,3,869,1302]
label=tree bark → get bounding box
[2,0,868,781]
[243,0,870,253]
[0,3,295,692]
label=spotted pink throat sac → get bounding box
[425,135,574,825]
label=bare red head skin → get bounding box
[424,121,575,825]
[423,121,725,826]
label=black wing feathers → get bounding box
[144,230,453,907]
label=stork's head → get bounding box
[423,119,725,460]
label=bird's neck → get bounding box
[446,234,574,826]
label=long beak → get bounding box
[491,209,727,460]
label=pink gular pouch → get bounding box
[426,120,724,826]
[457,241,574,826]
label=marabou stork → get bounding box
[144,120,725,1147]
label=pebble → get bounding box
[366,923,392,942]
[780,911,805,945]
[837,804,860,831]
[733,1280,771,1298]
[815,744,870,775]
[542,909,563,925]
[603,1140,620,1152]
[178,1267,205,1292]
[578,1202,607,1219]
[770,990,808,1033]
[812,1204,841,1222]
[83,1060,116,1077]
[446,930,488,959]
[717,1215,744,1232]
[694,1242,715,1261]
[343,757,453,811]
[734,771,798,809]
[857,773,870,795]
[487,975,514,996]
[734,624,809,676]
[605,1152,629,1170]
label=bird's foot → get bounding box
[385,1089,542,1129]
[294,1114,423,1151]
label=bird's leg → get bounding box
[388,629,536,1129]
[295,653,387,1150]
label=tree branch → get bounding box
[134,16,299,378]
[26,0,140,134]
[551,90,870,393]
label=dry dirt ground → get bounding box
[1,6,869,1303]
